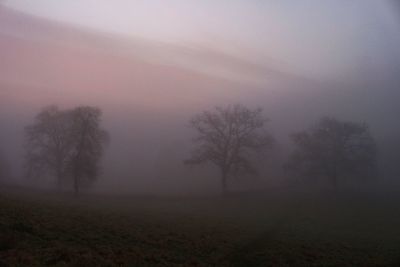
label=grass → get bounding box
[0,186,400,266]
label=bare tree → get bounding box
[24,105,109,194]
[286,117,377,189]
[185,104,274,194]
[68,107,109,195]
[24,106,73,187]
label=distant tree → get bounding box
[286,117,377,189]
[24,105,109,194]
[68,107,109,195]
[185,104,274,194]
[24,106,73,186]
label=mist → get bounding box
[1,1,400,265]
[0,0,399,194]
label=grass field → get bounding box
[1,186,400,266]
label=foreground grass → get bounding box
[0,186,400,266]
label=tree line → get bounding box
[19,104,377,195]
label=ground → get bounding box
[0,186,400,266]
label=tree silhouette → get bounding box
[24,105,109,194]
[68,107,109,195]
[286,117,377,189]
[24,106,73,187]
[185,104,274,194]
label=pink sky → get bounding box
[4,0,400,79]
[0,4,303,115]
[0,1,399,114]
[1,1,400,188]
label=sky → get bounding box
[4,0,400,80]
[1,1,400,190]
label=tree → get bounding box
[68,107,109,195]
[24,106,73,186]
[185,104,274,194]
[286,117,377,189]
[24,105,109,194]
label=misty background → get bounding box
[1,0,400,194]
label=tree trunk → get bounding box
[221,169,228,195]
[56,168,63,191]
[332,175,338,191]
[331,166,338,191]
[73,168,79,196]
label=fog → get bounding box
[1,0,400,194]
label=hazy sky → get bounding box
[4,0,400,79]
[1,1,400,189]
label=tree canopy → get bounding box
[286,117,377,189]
[185,104,274,193]
[24,105,109,194]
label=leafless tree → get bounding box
[286,117,377,189]
[24,105,109,194]
[24,106,73,187]
[185,104,274,194]
[68,107,109,195]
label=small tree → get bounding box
[24,105,109,194]
[185,104,274,194]
[286,117,377,189]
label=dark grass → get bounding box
[1,186,400,266]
